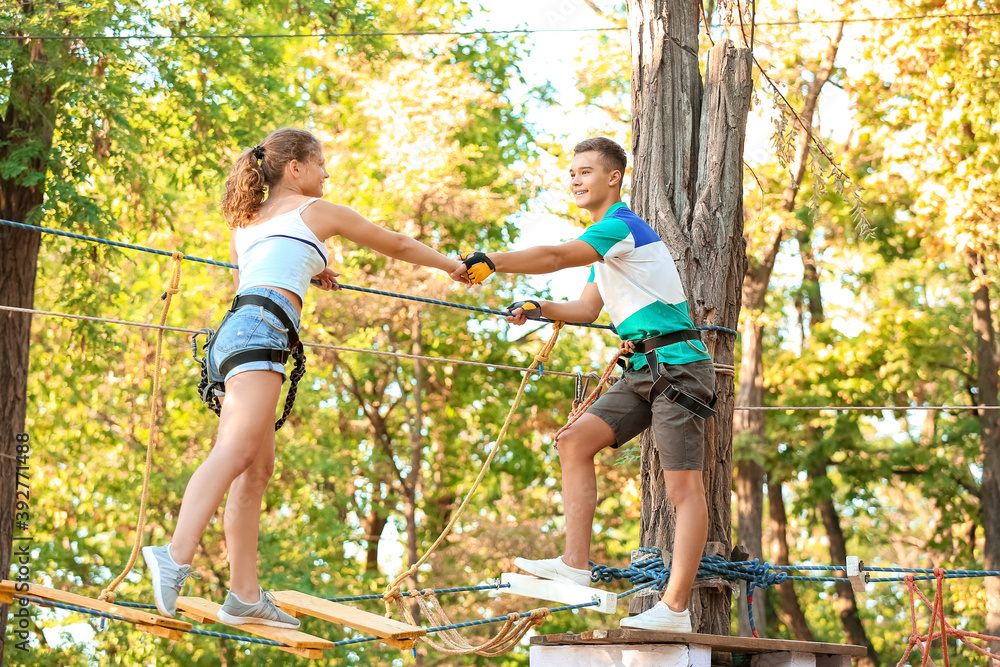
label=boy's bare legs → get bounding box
[556,414,617,570]
[660,469,708,612]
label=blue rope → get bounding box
[0,218,739,336]
[590,550,1000,639]
[114,582,513,610]
[14,582,612,653]
[17,596,283,647]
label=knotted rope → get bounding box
[897,568,1000,667]
[390,589,550,656]
[99,252,183,603]
[554,340,633,441]
[383,322,564,602]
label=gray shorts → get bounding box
[587,359,715,471]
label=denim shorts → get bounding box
[586,359,716,471]
[207,287,301,393]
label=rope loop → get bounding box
[382,323,565,602]
[99,253,183,603]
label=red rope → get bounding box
[554,340,633,442]
[898,569,1000,667]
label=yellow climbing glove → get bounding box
[506,300,543,320]
[460,251,496,284]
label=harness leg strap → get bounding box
[645,350,718,420]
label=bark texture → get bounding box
[628,0,752,634]
[964,250,1000,658]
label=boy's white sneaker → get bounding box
[620,601,693,632]
[513,556,591,587]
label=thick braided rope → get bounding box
[897,569,1000,667]
[383,322,565,600]
[554,340,633,441]
[99,253,184,603]
[273,344,306,430]
[392,590,549,656]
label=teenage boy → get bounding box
[451,137,716,632]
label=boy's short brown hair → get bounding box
[573,137,627,176]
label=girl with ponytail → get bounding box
[143,127,468,628]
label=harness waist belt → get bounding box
[230,293,300,348]
[630,329,702,353]
[618,330,717,420]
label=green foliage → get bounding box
[4,3,636,664]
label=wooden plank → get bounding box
[278,646,324,659]
[270,590,425,642]
[0,580,192,632]
[135,624,184,641]
[500,573,617,614]
[176,596,335,650]
[530,629,868,657]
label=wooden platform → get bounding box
[177,596,337,659]
[270,590,425,650]
[530,629,867,667]
[0,580,192,640]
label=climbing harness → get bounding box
[618,330,718,419]
[194,293,306,431]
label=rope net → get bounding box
[898,569,1000,667]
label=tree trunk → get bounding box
[628,0,753,634]
[1,38,55,664]
[796,227,825,326]
[732,23,843,638]
[811,464,879,667]
[0,228,39,667]
[734,306,767,636]
[964,249,1000,658]
[767,478,815,641]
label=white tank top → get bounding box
[234,198,328,301]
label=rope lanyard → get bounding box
[99,253,183,603]
[382,322,564,601]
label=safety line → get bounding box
[15,592,601,651]
[0,218,621,331]
[0,303,580,378]
[5,11,998,41]
[2,26,627,41]
[6,299,996,413]
[17,596,283,647]
[114,582,514,610]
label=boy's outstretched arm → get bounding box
[451,240,601,282]
[505,283,604,325]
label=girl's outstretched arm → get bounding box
[305,201,468,281]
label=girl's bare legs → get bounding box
[223,425,276,602]
[169,371,283,568]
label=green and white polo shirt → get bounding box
[578,202,710,369]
